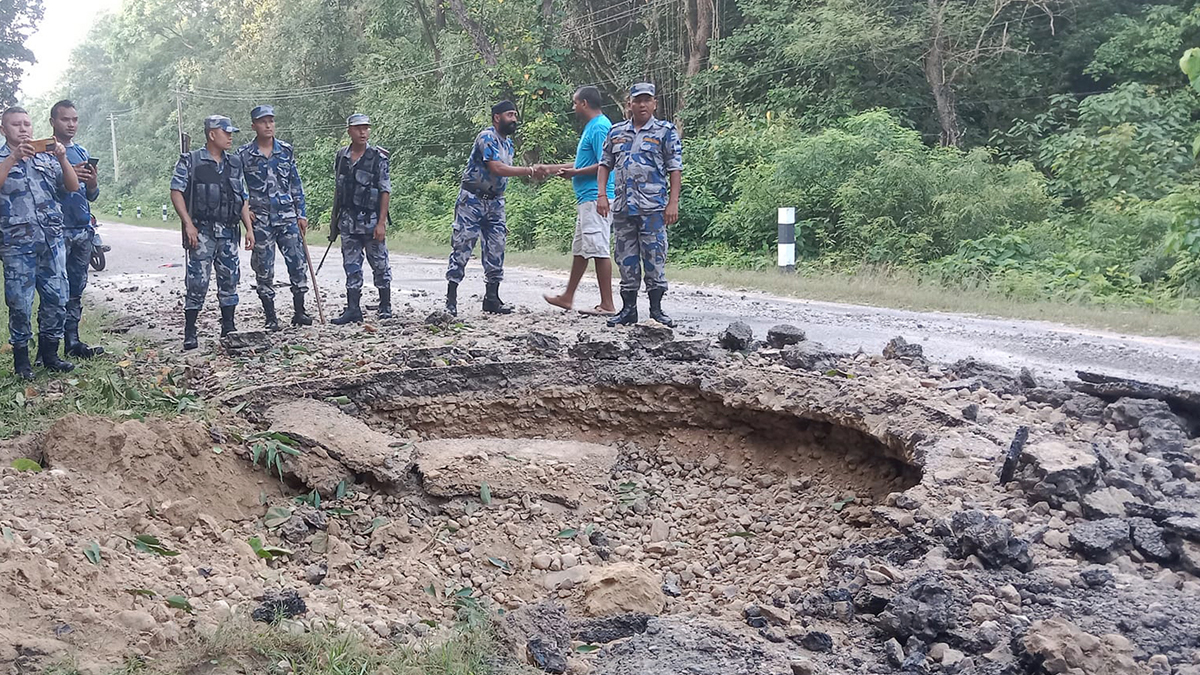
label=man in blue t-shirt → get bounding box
[543,86,618,315]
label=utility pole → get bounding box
[108,113,120,184]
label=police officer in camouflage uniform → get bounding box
[169,115,255,350]
[49,99,105,359]
[238,105,312,330]
[444,101,549,316]
[597,83,682,328]
[329,113,391,324]
[0,106,80,379]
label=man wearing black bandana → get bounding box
[444,101,549,315]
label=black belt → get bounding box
[461,183,501,200]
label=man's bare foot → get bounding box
[543,293,573,310]
[579,305,617,316]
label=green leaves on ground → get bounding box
[165,595,194,613]
[264,506,293,528]
[10,458,41,472]
[82,542,102,565]
[479,482,491,506]
[248,536,294,560]
[249,432,301,481]
[122,534,180,557]
[831,496,857,512]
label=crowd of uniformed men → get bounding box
[0,82,683,377]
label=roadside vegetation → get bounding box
[41,613,499,675]
[43,0,1200,325]
[0,303,198,439]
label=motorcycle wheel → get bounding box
[90,248,106,272]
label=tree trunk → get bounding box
[541,0,553,23]
[413,0,443,75]
[447,0,498,65]
[434,0,445,30]
[923,0,962,147]
[685,0,713,77]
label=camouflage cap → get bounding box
[204,115,239,133]
[346,113,371,127]
[630,82,656,98]
[250,105,276,120]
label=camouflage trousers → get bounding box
[63,227,93,332]
[446,189,506,284]
[613,211,668,293]
[251,221,308,301]
[185,225,240,311]
[1,234,68,346]
[341,234,390,291]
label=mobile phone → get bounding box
[30,138,56,153]
[87,157,100,167]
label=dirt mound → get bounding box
[40,414,271,522]
[1,415,288,672]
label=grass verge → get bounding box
[43,612,500,675]
[0,302,199,439]
[384,231,1200,339]
[95,214,1200,339]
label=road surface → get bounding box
[92,221,1200,388]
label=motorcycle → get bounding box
[89,214,111,272]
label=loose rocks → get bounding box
[584,563,664,617]
[878,574,957,642]
[883,336,925,365]
[1019,441,1099,505]
[1069,519,1130,562]
[766,324,806,348]
[780,342,836,371]
[947,509,1032,571]
[718,321,754,351]
[251,590,307,623]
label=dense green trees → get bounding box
[26,0,1200,306]
[0,0,43,105]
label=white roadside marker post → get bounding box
[778,207,796,273]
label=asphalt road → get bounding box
[92,221,1200,388]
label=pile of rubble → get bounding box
[1,314,1198,675]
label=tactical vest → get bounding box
[337,148,382,214]
[186,151,243,224]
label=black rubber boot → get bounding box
[331,289,363,325]
[12,344,33,381]
[377,287,392,320]
[220,305,236,336]
[183,309,199,351]
[291,290,312,326]
[482,281,513,314]
[64,324,104,358]
[262,298,281,332]
[607,291,639,327]
[38,338,75,373]
[647,288,676,328]
[445,282,459,316]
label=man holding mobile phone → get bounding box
[50,99,104,359]
[0,106,81,380]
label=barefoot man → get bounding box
[542,86,617,315]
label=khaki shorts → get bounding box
[571,201,612,259]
